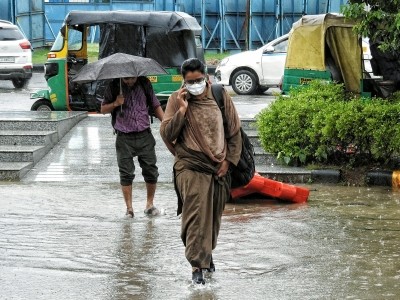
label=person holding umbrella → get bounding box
[73,54,166,217]
[101,75,164,217]
[72,53,167,218]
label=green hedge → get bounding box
[256,81,400,166]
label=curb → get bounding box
[366,170,400,188]
[309,169,400,187]
[310,169,341,184]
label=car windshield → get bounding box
[0,28,24,41]
[273,39,288,53]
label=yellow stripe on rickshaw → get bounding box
[300,78,312,85]
[148,76,158,83]
[172,75,183,82]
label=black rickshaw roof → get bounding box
[65,10,201,32]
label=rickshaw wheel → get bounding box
[232,70,257,95]
[31,99,54,112]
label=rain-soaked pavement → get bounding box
[1,74,400,299]
[0,72,275,117]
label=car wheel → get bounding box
[12,78,28,89]
[31,99,54,111]
[232,70,257,95]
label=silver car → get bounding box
[0,20,32,88]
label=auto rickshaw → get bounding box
[282,13,397,97]
[30,10,204,111]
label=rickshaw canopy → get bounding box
[65,10,201,33]
[285,13,362,92]
[63,10,203,68]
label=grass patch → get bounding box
[32,47,50,64]
[87,43,99,62]
[205,52,230,65]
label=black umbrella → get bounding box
[72,52,168,83]
[72,53,168,116]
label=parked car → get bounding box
[0,20,32,88]
[215,34,289,95]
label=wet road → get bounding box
[1,73,400,299]
[1,182,399,299]
[0,72,47,111]
[0,73,275,118]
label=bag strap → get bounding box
[138,77,154,124]
[110,79,120,131]
[211,84,228,136]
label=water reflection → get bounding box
[112,220,155,299]
[0,183,399,299]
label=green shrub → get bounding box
[256,81,400,166]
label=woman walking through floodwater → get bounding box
[160,58,242,284]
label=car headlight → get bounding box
[219,57,229,67]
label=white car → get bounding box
[215,34,289,95]
[0,20,32,88]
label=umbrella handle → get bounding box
[119,78,123,114]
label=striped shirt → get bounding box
[103,79,160,133]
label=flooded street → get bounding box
[1,73,399,299]
[1,182,399,299]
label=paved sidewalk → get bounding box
[23,115,174,183]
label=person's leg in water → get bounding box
[121,184,134,217]
[145,182,156,209]
[138,132,160,216]
[177,169,230,283]
[116,134,136,217]
[176,169,214,284]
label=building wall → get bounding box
[41,0,347,51]
[0,0,45,48]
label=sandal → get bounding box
[144,206,160,216]
[126,209,134,218]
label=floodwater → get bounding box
[0,182,399,299]
[1,77,399,298]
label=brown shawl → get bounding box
[160,84,241,164]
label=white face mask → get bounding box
[186,80,207,96]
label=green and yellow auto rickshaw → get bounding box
[30,10,204,111]
[282,13,397,97]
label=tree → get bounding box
[341,0,400,52]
